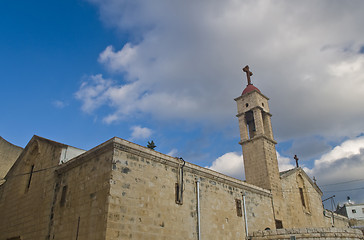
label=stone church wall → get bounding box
[50,140,114,240]
[0,136,358,240]
[0,138,64,240]
[0,137,276,240]
[0,137,114,240]
[281,170,329,229]
[106,138,276,240]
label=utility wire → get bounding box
[0,164,59,181]
[319,178,364,187]
[323,187,364,193]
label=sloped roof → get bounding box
[280,167,323,195]
[3,135,68,181]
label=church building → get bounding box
[0,67,362,240]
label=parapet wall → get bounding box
[250,227,363,240]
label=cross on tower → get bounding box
[242,65,253,85]
[294,155,299,168]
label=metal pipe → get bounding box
[177,157,185,204]
[242,194,248,237]
[196,179,201,240]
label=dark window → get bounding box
[245,110,256,139]
[175,183,183,205]
[275,219,283,229]
[236,199,242,217]
[299,187,306,207]
[27,165,35,189]
[352,209,356,214]
[60,185,68,207]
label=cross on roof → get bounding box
[294,155,299,168]
[242,65,253,85]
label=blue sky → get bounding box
[2,0,364,207]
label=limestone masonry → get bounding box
[1,67,363,239]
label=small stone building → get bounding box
[0,67,362,240]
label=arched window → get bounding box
[297,174,309,211]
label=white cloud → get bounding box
[53,100,67,109]
[75,74,113,113]
[208,152,244,180]
[81,0,364,142]
[99,44,137,73]
[305,136,364,204]
[130,125,152,140]
[307,136,364,183]
[167,148,178,157]
[277,152,295,172]
[208,150,296,180]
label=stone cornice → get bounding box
[55,136,272,197]
[236,106,272,117]
[234,89,270,101]
[239,134,277,145]
[112,138,272,197]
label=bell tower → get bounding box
[235,65,284,227]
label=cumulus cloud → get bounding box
[130,125,152,140]
[277,152,296,172]
[80,0,364,142]
[307,136,364,183]
[305,136,364,204]
[208,152,244,180]
[208,150,296,180]
[75,74,113,114]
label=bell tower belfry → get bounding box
[235,65,284,227]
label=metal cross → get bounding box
[294,155,299,168]
[242,65,253,85]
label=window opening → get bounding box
[175,183,182,204]
[245,110,256,139]
[299,187,306,207]
[275,219,283,229]
[352,209,356,214]
[60,185,68,207]
[27,165,35,189]
[235,199,242,217]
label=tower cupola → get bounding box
[241,65,261,95]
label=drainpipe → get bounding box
[242,194,249,238]
[196,179,201,240]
